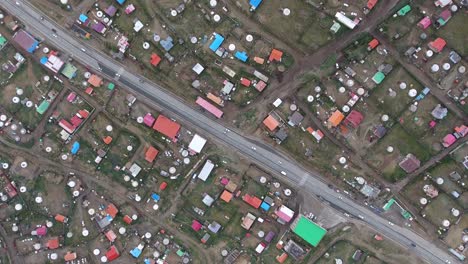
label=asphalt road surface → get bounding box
[1,1,460,263]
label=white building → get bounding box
[188,134,207,154]
[198,160,215,181]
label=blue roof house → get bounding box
[235,51,249,62]
[260,201,271,211]
[160,36,174,51]
[79,14,89,23]
[250,0,263,10]
[130,245,143,258]
[209,33,224,52]
[116,0,126,5]
[151,193,160,202]
[71,141,80,155]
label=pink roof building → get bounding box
[36,226,47,236]
[442,134,456,148]
[417,16,431,29]
[125,4,136,14]
[275,205,295,223]
[196,97,223,118]
[220,178,229,185]
[67,92,77,103]
[143,113,156,127]
[254,81,267,92]
[191,220,202,231]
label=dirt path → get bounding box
[372,31,468,122]
[0,223,24,264]
[0,137,215,264]
[394,136,468,192]
[241,0,402,116]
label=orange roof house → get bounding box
[88,74,103,87]
[368,39,379,50]
[254,56,265,64]
[145,146,159,163]
[106,203,118,218]
[207,93,224,106]
[152,115,181,141]
[47,237,60,249]
[64,252,77,261]
[150,53,161,66]
[103,136,113,145]
[276,253,288,263]
[428,38,446,53]
[55,214,68,223]
[220,190,233,203]
[328,110,345,127]
[269,49,283,62]
[263,115,280,131]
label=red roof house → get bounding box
[150,53,161,67]
[70,115,83,127]
[78,109,90,119]
[367,0,378,9]
[145,146,159,163]
[368,39,379,50]
[106,203,118,218]
[243,194,262,209]
[343,110,364,128]
[47,237,60,249]
[59,119,75,134]
[152,115,181,141]
[428,38,446,53]
[123,215,133,225]
[85,87,94,95]
[103,136,113,145]
[106,245,120,262]
[268,49,283,62]
[240,78,251,87]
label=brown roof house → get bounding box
[399,154,421,173]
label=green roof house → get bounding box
[397,5,411,16]
[0,35,7,49]
[372,72,385,84]
[61,63,78,79]
[36,100,50,115]
[291,215,327,247]
[107,82,115,90]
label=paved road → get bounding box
[1,1,460,263]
